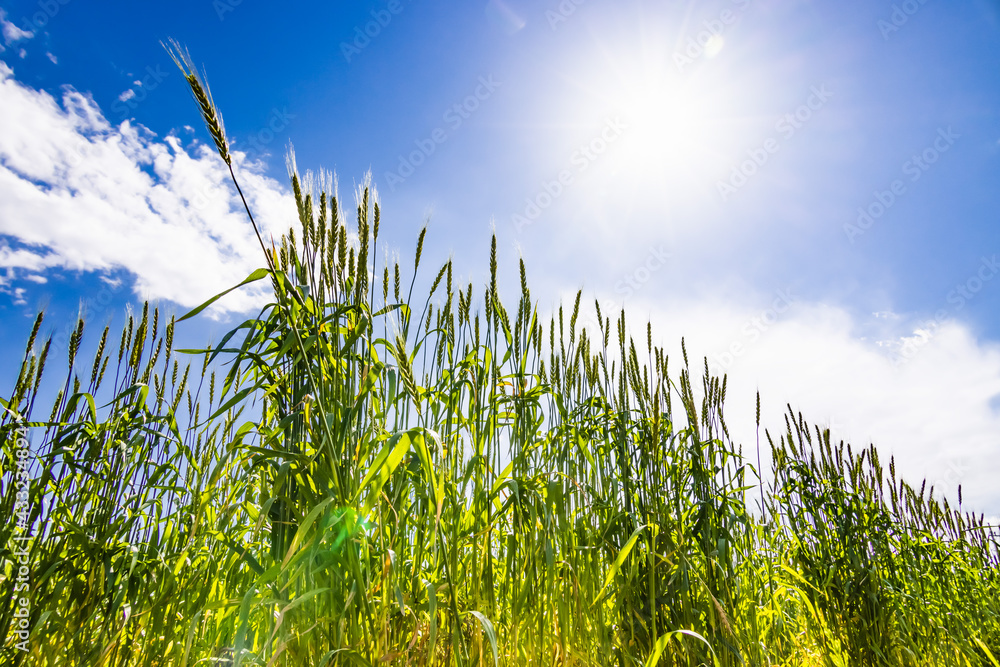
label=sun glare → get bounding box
[541,41,768,215]
[614,74,720,178]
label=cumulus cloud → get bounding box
[574,288,1000,515]
[0,61,296,315]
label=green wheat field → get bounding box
[0,49,997,667]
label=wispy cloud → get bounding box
[0,62,295,315]
[0,9,34,46]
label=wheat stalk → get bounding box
[163,39,231,166]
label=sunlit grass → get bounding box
[0,51,997,667]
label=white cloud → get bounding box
[118,89,136,102]
[0,61,296,315]
[47,52,58,64]
[577,288,1000,515]
[0,9,33,46]
[0,242,64,271]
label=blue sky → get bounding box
[1,0,999,512]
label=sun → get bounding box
[604,55,758,193]
[536,26,773,212]
[614,72,721,177]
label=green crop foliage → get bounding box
[0,49,997,666]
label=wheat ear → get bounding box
[163,39,231,166]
